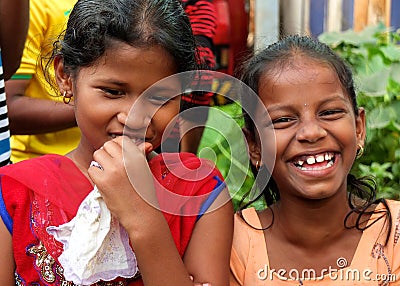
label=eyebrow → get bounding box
[266,94,349,113]
[319,95,350,105]
[144,85,183,96]
[96,78,127,87]
[95,78,182,94]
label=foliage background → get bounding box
[197,101,263,211]
[319,23,400,200]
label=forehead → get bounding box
[258,57,345,102]
[262,56,337,85]
[75,42,178,89]
[101,41,176,70]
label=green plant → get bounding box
[197,101,265,211]
[319,23,400,200]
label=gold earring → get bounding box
[255,160,260,171]
[63,91,72,104]
[356,144,364,159]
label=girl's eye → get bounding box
[272,117,296,128]
[319,109,345,118]
[102,88,124,97]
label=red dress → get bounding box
[0,153,225,285]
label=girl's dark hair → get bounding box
[44,0,197,87]
[239,34,391,244]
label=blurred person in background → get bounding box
[0,0,29,165]
[178,0,217,154]
[5,0,79,163]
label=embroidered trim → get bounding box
[27,242,57,283]
[371,243,392,286]
[15,272,24,286]
[26,241,135,285]
[394,209,400,244]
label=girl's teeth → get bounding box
[298,162,333,171]
[295,153,335,170]
[306,157,316,164]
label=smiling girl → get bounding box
[230,35,400,285]
[0,0,233,285]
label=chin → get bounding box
[300,189,343,201]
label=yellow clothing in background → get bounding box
[230,200,400,285]
[10,0,80,162]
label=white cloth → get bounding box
[47,186,138,285]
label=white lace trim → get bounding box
[47,186,138,285]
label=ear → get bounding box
[243,127,261,167]
[54,56,73,94]
[355,107,366,148]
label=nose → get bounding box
[295,118,327,143]
[118,98,153,131]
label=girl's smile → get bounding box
[289,151,339,177]
[254,57,366,200]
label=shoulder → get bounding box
[0,154,66,197]
[384,199,400,244]
[369,199,400,254]
[373,199,400,235]
[150,153,226,217]
[1,155,43,173]
[233,208,264,237]
[149,152,224,184]
[0,154,87,195]
[231,208,266,283]
[233,206,270,245]
[0,154,66,175]
[386,199,400,213]
[232,208,265,252]
[375,199,400,280]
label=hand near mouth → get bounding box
[88,135,160,234]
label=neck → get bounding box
[272,191,353,249]
[65,143,95,183]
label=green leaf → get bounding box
[381,45,400,62]
[389,63,400,82]
[367,101,400,130]
[356,67,390,96]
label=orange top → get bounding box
[230,200,400,285]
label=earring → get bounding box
[255,160,260,171]
[356,144,364,159]
[63,91,72,104]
